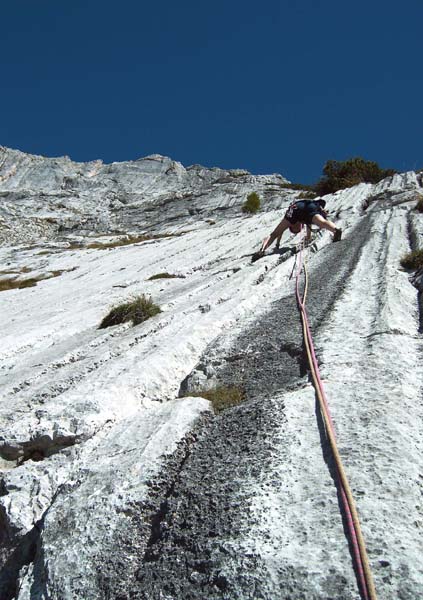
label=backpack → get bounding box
[285,198,328,224]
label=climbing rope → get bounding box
[295,230,377,600]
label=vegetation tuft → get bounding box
[65,233,182,252]
[187,386,244,414]
[314,157,396,196]
[148,273,185,280]
[415,196,423,213]
[242,192,261,214]
[0,277,40,292]
[297,191,317,200]
[87,235,155,250]
[99,294,161,329]
[0,270,69,292]
[400,249,423,270]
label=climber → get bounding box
[258,198,342,255]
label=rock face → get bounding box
[0,147,422,599]
[0,146,288,246]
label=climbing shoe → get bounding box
[333,228,342,242]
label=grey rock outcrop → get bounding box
[0,146,289,246]
[0,147,422,599]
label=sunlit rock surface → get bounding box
[0,146,288,246]
[0,147,422,599]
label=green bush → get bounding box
[242,192,261,214]
[99,294,161,329]
[400,249,423,270]
[314,157,396,195]
[187,386,244,414]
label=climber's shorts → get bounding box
[285,200,325,226]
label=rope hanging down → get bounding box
[295,231,377,600]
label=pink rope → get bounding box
[294,230,370,600]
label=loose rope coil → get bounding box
[295,231,377,600]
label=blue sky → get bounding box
[1,0,422,182]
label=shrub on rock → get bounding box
[187,386,244,413]
[99,294,161,329]
[314,157,396,195]
[400,249,423,270]
[242,192,261,214]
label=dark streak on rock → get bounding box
[0,434,77,466]
[127,218,374,599]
